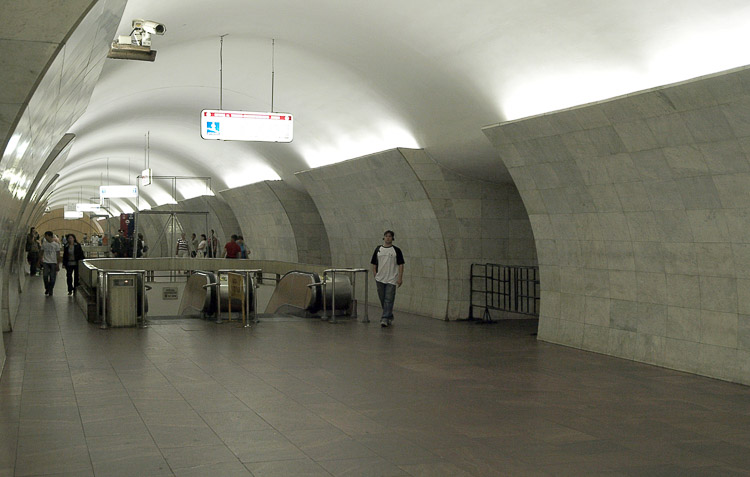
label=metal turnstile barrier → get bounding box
[214,269,261,327]
[97,270,148,328]
[321,268,369,323]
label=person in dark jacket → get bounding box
[62,233,85,295]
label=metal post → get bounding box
[350,271,357,318]
[363,270,369,323]
[252,271,259,324]
[215,271,223,324]
[244,271,252,327]
[139,271,148,328]
[321,272,327,321]
[330,270,337,323]
[99,270,108,329]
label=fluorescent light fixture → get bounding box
[141,168,152,186]
[76,203,102,212]
[64,211,84,219]
[201,110,293,142]
[99,185,138,199]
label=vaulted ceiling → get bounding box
[5,0,750,214]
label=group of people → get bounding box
[26,227,86,297]
[176,231,249,259]
[25,225,407,328]
[110,230,146,258]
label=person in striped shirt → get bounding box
[175,233,190,257]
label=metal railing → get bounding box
[321,268,369,323]
[214,269,261,327]
[469,263,539,322]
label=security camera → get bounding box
[141,20,166,35]
[108,18,165,60]
[126,19,166,47]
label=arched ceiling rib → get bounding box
[44,0,750,210]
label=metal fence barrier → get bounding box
[469,263,539,322]
[321,268,369,323]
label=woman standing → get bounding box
[63,233,85,295]
[196,234,207,257]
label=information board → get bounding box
[228,273,244,300]
[200,110,293,142]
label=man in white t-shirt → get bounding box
[41,231,61,296]
[370,230,405,327]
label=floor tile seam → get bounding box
[127,332,248,471]
[59,321,100,477]
[67,324,169,475]
[9,291,57,475]
[144,324,295,437]
[352,431,442,463]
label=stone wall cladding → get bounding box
[484,65,750,384]
[266,181,331,265]
[399,149,537,318]
[297,148,536,320]
[220,181,331,265]
[220,183,298,262]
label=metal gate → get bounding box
[469,263,539,321]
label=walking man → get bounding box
[41,231,61,296]
[370,230,405,327]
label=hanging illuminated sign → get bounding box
[76,203,102,212]
[200,110,293,142]
[64,211,84,219]
[99,185,138,199]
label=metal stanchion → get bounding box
[99,270,108,329]
[363,271,369,323]
[217,269,261,327]
[139,271,148,328]
[330,270,337,323]
[320,268,369,324]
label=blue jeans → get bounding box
[376,281,396,320]
[42,262,57,294]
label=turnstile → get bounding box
[106,273,138,327]
[99,271,148,328]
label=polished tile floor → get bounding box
[2,278,750,476]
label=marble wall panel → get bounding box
[297,148,536,320]
[484,64,750,384]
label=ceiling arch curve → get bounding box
[30,0,750,210]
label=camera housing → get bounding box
[138,20,166,35]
